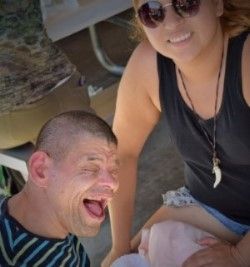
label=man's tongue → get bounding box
[84,200,103,217]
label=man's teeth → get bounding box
[169,33,191,43]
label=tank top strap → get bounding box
[224,31,250,100]
[157,53,178,114]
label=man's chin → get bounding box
[77,225,101,237]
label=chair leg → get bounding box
[88,24,125,76]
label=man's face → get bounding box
[45,135,119,237]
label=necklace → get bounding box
[178,49,224,188]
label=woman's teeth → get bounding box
[169,32,191,43]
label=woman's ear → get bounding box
[28,151,52,188]
[214,0,224,17]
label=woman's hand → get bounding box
[182,237,245,267]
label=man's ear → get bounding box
[28,151,52,188]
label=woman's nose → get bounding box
[162,5,184,29]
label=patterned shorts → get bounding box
[162,186,198,207]
[162,187,250,236]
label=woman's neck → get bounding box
[176,30,227,85]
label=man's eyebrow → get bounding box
[79,153,119,164]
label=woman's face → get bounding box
[135,0,223,64]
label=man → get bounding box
[0,110,119,266]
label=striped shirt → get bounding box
[0,196,90,266]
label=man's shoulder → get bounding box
[0,194,7,217]
[71,235,90,267]
[0,194,6,202]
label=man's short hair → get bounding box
[35,110,117,160]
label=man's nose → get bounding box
[98,169,119,193]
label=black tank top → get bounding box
[158,31,250,225]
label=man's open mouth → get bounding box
[83,199,107,219]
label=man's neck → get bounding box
[8,187,68,239]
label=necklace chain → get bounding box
[178,48,224,187]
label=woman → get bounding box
[102,0,250,266]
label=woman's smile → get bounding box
[168,32,192,44]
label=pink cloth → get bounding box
[112,221,214,267]
[111,254,150,267]
[139,221,213,267]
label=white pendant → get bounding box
[212,165,222,188]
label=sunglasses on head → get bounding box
[137,0,201,28]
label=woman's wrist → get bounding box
[230,245,248,267]
[112,243,131,255]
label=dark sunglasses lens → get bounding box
[138,1,165,28]
[174,0,200,17]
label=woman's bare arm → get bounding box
[101,41,161,266]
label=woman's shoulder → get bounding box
[123,40,160,107]
[133,40,156,56]
[128,40,157,71]
[124,40,158,88]
[116,40,161,117]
